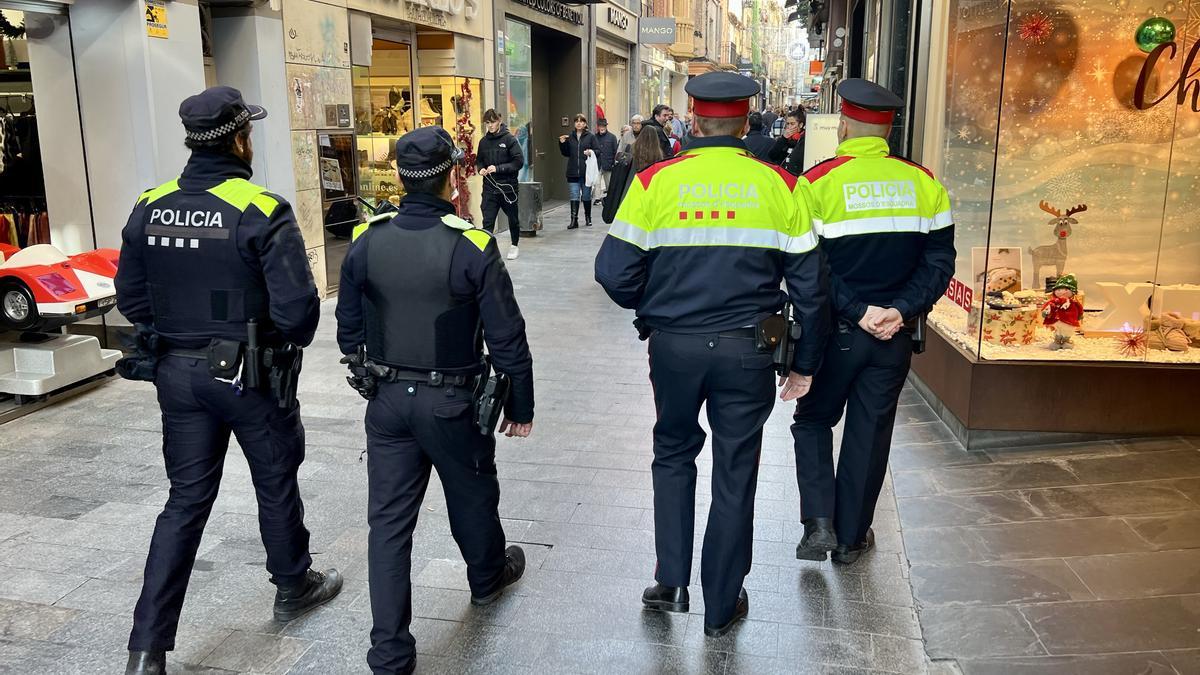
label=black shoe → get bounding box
[704,588,749,637]
[832,528,876,566]
[471,545,526,606]
[568,201,580,229]
[642,583,689,612]
[273,568,344,622]
[583,201,593,226]
[795,517,838,561]
[125,651,165,675]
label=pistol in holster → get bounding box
[906,313,928,355]
[473,359,511,436]
[757,310,803,378]
[204,319,304,408]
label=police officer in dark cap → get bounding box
[596,71,828,637]
[115,86,342,675]
[336,126,535,675]
[791,78,954,565]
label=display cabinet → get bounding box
[912,0,1200,443]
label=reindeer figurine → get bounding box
[1030,201,1086,285]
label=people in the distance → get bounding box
[336,126,535,675]
[558,113,597,229]
[602,119,665,225]
[743,112,776,161]
[476,108,524,260]
[593,118,620,205]
[114,86,341,675]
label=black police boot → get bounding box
[795,517,838,561]
[472,545,526,606]
[273,568,344,622]
[704,588,749,638]
[125,650,165,675]
[583,200,593,227]
[832,528,876,567]
[641,583,689,613]
[567,201,579,229]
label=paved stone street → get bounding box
[0,207,930,674]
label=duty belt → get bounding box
[164,348,208,359]
[385,369,474,387]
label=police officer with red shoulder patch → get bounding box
[791,79,956,566]
[595,71,829,637]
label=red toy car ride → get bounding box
[0,243,121,332]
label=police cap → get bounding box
[685,72,760,118]
[179,86,266,142]
[395,127,463,179]
[837,78,904,125]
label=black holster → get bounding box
[473,359,511,436]
[264,343,303,409]
[907,313,927,354]
[115,324,162,382]
[761,310,802,377]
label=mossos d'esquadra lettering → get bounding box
[149,208,225,228]
[842,180,917,212]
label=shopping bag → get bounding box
[585,154,600,188]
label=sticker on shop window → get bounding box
[842,181,917,212]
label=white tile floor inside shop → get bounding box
[13,205,1198,674]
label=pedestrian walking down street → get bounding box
[558,113,598,229]
[760,106,778,137]
[114,86,342,675]
[644,104,675,158]
[743,112,776,160]
[602,122,664,224]
[617,114,643,159]
[595,71,829,638]
[593,118,620,205]
[768,108,808,176]
[476,108,524,260]
[336,126,535,675]
[791,79,955,566]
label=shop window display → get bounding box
[353,40,415,210]
[929,0,1200,364]
[504,19,534,182]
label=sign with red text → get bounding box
[945,277,974,312]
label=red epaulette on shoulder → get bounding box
[887,154,935,179]
[636,154,696,189]
[802,155,854,183]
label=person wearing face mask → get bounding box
[476,109,524,260]
[558,113,598,229]
[115,86,341,675]
[768,108,808,176]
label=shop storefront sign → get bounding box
[347,0,485,39]
[598,2,637,42]
[511,0,583,26]
[945,277,974,312]
[606,6,628,30]
[638,17,676,44]
[1135,40,1200,111]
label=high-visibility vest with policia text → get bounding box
[802,135,954,314]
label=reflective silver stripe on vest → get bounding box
[815,210,954,238]
[608,220,818,254]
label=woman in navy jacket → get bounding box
[558,114,597,229]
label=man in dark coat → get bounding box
[643,104,675,158]
[593,118,620,205]
[742,112,776,160]
[476,108,524,259]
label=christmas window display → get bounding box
[929,0,1200,364]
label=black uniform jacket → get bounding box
[335,193,535,423]
[475,124,524,188]
[115,151,319,348]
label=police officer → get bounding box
[791,79,956,565]
[335,127,534,675]
[595,72,828,637]
[114,87,342,675]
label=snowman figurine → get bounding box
[1041,274,1083,350]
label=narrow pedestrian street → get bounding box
[0,208,932,674]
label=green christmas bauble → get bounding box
[1136,16,1176,52]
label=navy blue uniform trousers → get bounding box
[129,355,311,651]
[791,324,912,547]
[365,380,507,675]
[648,331,776,627]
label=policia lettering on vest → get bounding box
[595,71,830,638]
[790,79,956,566]
[335,126,535,675]
[114,87,342,675]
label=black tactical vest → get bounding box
[362,222,482,372]
[139,177,272,341]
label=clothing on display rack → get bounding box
[0,199,49,247]
[0,94,42,197]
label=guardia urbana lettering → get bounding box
[149,209,225,228]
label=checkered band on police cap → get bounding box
[397,158,452,179]
[185,109,252,142]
